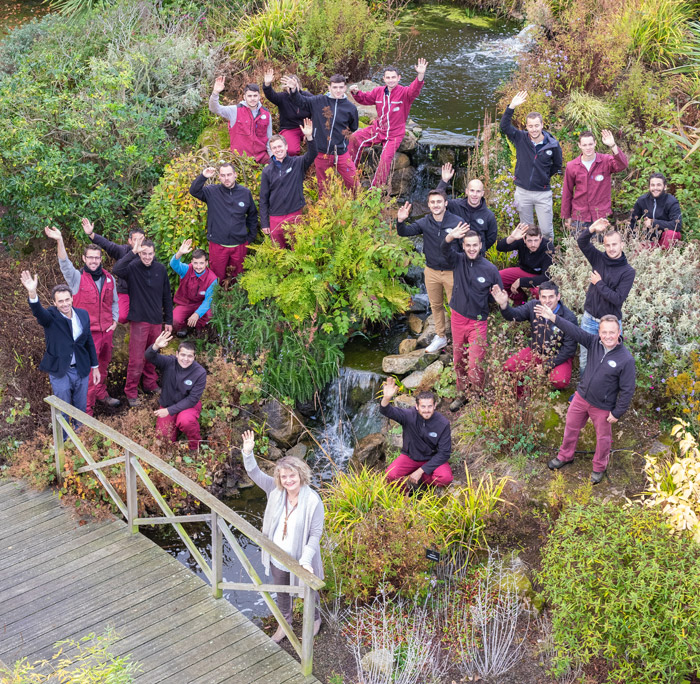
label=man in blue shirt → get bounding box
[169,239,218,338]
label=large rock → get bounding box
[393,152,412,170]
[398,338,417,355]
[402,369,425,390]
[399,130,419,152]
[267,444,284,461]
[285,443,308,461]
[381,349,438,375]
[350,433,386,471]
[263,399,305,447]
[390,166,416,197]
[420,360,444,388]
[407,314,423,335]
[416,314,437,348]
[394,394,416,410]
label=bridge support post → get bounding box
[301,582,315,677]
[211,511,223,598]
[50,405,65,484]
[124,450,138,534]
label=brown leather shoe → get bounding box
[99,395,121,408]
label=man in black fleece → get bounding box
[629,172,683,248]
[113,236,173,407]
[496,223,553,306]
[259,119,316,249]
[81,218,144,323]
[263,69,311,156]
[536,307,635,484]
[189,163,258,283]
[396,189,466,354]
[577,218,635,373]
[500,90,562,241]
[281,73,359,196]
[379,377,452,487]
[146,332,207,453]
[492,280,578,395]
[441,226,503,411]
[437,163,498,253]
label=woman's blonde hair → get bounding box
[273,455,312,490]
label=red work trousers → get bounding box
[314,152,357,197]
[280,127,304,156]
[172,305,212,332]
[208,242,248,282]
[503,347,572,397]
[269,210,303,249]
[386,453,453,487]
[117,293,130,324]
[499,267,536,306]
[451,311,488,392]
[558,392,613,472]
[125,321,161,399]
[349,127,404,187]
[86,329,115,415]
[156,401,203,452]
[660,230,681,249]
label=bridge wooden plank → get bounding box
[190,637,283,684]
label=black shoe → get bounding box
[591,470,605,485]
[548,457,572,470]
[144,386,161,396]
[449,396,467,412]
[176,329,187,338]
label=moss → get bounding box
[400,5,508,29]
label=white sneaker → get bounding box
[425,335,447,353]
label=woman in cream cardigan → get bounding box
[241,430,324,643]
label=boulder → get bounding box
[285,443,308,461]
[406,294,428,313]
[394,394,416,410]
[390,166,416,197]
[398,338,418,355]
[420,360,444,388]
[398,130,418,152]
[381,349,438,375]
[267,444,284,461]
[403,265,424,288]
[393,152,412,170]
[263,399,305,447]
[416,315,437,348]
[360,649,393,677]
[350,433,386,471]
[402,369,425,390]
[407,314,424,335]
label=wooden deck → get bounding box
[0,479,320,684]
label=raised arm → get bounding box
[209,76,239,123]
[300,119,317,171]
[500,90,527,137]
[189,167,216,202]
[348,85,377,106]
[46,226,80,294]
[536,303,597,348]
[396,203,422,236]
[576,219,609,267]
[240,430,276,494]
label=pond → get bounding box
[0,0,48,34]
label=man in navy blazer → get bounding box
[22,270,99,419]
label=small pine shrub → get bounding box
[562,91,616,133]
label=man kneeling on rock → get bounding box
[534,306,635,484]
[146,331,207,453]
[379,377,453,487]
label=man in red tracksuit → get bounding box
[210,77,272,164]
[348,59,428,187]
[561,130,628,230]
[45,225,120,414]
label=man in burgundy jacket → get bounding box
[348,59,428,187]
[561,130,628,230]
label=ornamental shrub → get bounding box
[538,500,700,683]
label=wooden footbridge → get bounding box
[0,396,322,683]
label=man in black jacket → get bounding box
[441,226,503,411]
[260,119,316,249]
[492,280,578,395]
[437,163,498,254]
[21,271,99,421]
[536,306,635,484]
[113,236,173,407]
[577,218,635,373]
[496,223,553,306]
[629,172,682,248]
[396,189,466,354]
[146,331,207,453]
[282,73,359,196]
[81,218,144,323]
[500,90,562,241]
[379,377,452,487]
[263,69,311,156]
[189,163,258,283]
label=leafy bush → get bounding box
[539,500,700,683]
[562,91,616,132]
[663,352,700,431]
[0,0,216,244]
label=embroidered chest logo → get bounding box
[428,432,437,438]
[185,379,193,386]
[477,277,485,283]
[238,202,245,207]
[546,150,552,155]
[286,168,292,173]
[476,218,484,224]
[608,360,617,368]
[595,174,604,181]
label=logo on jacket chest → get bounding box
[238,201,245,207]
[546,150,552,155]
[477,277,486,283]
[476,218,484,225]
[607,360,617,367]
[184,379,193,386]
[595,174,604,181]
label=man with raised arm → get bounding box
[379,377,453,488]
[492,280,578,395]
[263,69,312,156]
[209,76,272,164]
[396,189,466,354]
[281,74,359,196]
[113,235,173,407]
[348,59,428,188]
[260,118,316,248]
[629,172,683,248]
[561,130,628,231]
[495,222,553,306]
[436,163,497,254]
[82,218,145,324]
[536,304,635,484]
[45,226,120,413]
[576,218,635,374]
[189,163,258,283]
[441,225,503,411]
[500,90,562,242]
[169,239,218,337]
[21,270,99,422]
[146,331,207,453]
